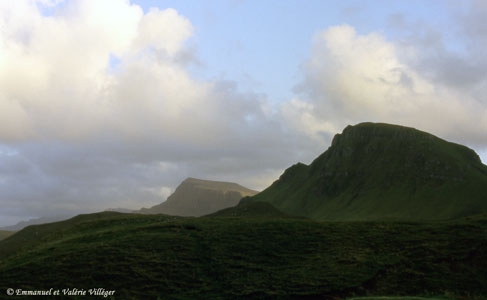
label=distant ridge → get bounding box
[248,122,487,221]
[0,215,72,231]
[137,177,258,216]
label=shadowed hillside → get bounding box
[137,177,258,217]
[0,212,486,299]
[0,211,142,258]
[206,201,296,219]
[249,122,487,221]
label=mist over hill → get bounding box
[0,215,72,232]
[249,122,487,221]
[137,177,258,217]
[0,231,13,241]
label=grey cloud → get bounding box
[0,106,320,226]
[390,2,487,92]
[0,71,322,225]
[459,0,487,41]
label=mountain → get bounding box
[137,177,258,216]
[249,122,487,221]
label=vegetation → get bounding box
[1,211,486,299]
[250,122,487,221]
[0,212,136,258]
[205,201,296,218]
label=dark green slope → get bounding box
[0,212,486,299]
[250,122,487,221]
[205,200,296,219]
[0,211,160,258]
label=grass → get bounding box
[1,211,486,299]
[205,200,297,218]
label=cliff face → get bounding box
[138,178,258,217]
[249,122,487,221]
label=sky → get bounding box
[0,0,486,226]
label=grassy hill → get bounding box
[205,200,296,219]
[0,212,486,299]
[0,211,141,258]
[249,122,487,221]
[137,177,258,217]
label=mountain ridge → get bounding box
[137,177,258,216]
[248,122,487,220]
[0,215,72,232]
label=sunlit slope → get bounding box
[249,122,487,220]
[138,177,258,216]
[0,212,486,298]
[0,231,14,241]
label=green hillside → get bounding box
[205,200,296,218]
[0,212,486,299]
[0,211,144,258]
[250,122,487,220]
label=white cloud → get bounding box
[281,98,338,143]
[293,24,487,148]
[133,7,193,57]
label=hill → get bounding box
[249,122,487,221]
[0,211,142,258]
[0,212,486,299]
[137,177,258,216]
[206,200,295,218]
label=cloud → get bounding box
[0,0,317,225]
[292,24,487,149]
